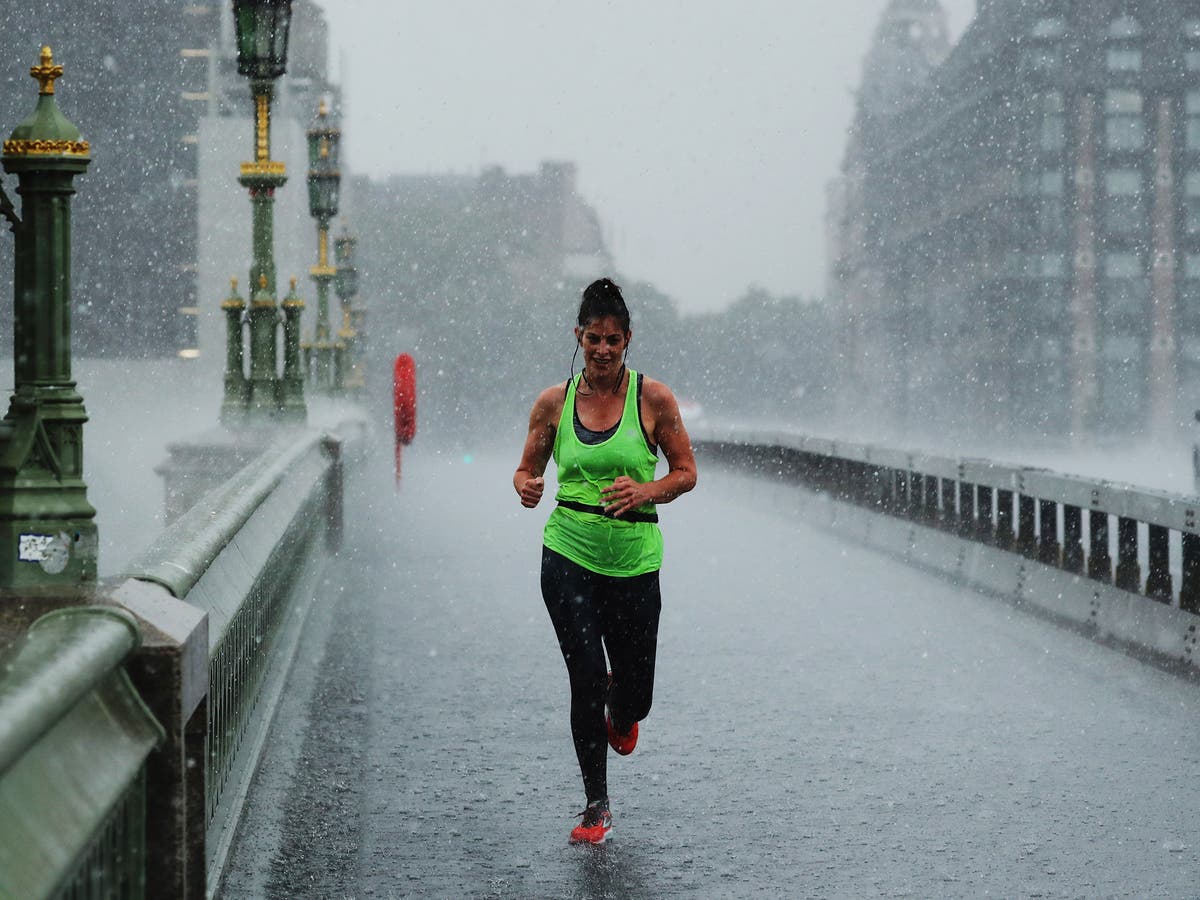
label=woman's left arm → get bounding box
[601,379,697,517]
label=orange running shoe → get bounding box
[569,799,612,845]
[606,713,638,755]
[605,672,639,754]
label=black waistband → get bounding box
[557,499,659,524]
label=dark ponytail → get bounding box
[578,278,631,332]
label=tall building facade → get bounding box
[0,1,218,356]
[829,0,1200,442]
[0,0,334,359]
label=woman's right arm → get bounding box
[514,386,561,508]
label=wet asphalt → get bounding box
[218,437,1200,899]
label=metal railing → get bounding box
[124,429,344,872]
[0,418,361,898]
[693,425,1200,627]
[0,607,164,900]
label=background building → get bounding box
[347,161,615,433]
[828,0,1200,443]
[0,1,218,357]
[0,0,335,361]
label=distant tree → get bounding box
[613,278,681,382]
[671,286,834,424]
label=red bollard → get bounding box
[393,353,417,484]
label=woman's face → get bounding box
[575,316,630,375]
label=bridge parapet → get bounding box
[0,420,362,899]
[693,424,1200,669]
[0,606,163,899]
[121,422,362,895]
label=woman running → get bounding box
[513,278,697,844]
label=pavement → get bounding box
[218,434,1200,899]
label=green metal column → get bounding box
[246,274,278,415]
[310,236,335,391]
[0,48,97,588]
[279,277,306,422]
[220,278,248,424]
[333,230,361,394]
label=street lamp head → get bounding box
[307,98,341,169]
[306,98,341,220]
[335,263,359,301]
[307,170,339,220]
[334,230,357,265]
[233,0,293,81]
[334,231,359,299]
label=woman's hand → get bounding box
[519,476,545,508]
[601,476,653,518]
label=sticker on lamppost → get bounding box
[19,531,72,574]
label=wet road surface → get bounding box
[219,439,1200,898]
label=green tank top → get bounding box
[542,369,664,577]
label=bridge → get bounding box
[6,358,1200,897]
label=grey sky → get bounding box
[324,1,975,312]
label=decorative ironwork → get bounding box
[30,46,63,95]
[2,138,90,157]
[238,159,285,177]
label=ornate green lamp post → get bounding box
[0,48,97,588]
[304,98,340,392]
[333,229,361,393]
[222,0,303,424]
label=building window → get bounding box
[1103,251,1147,318]
[1105,90,1144,151]
[1040,92,1066,151]
[1187,22,1200,76]
[1106,16,1142,72]
[1041,252,1067,278]
[1105,251,1142,279]
[1026,18,1065,72]
[1038,170,1066,236]
[1103,168,1145,235]
[1035,286,1068,331]
[1186,172,1200,235]
[1028,45,1063,71]
[1106,48,1141,71]
[1033,18,1066,39]
[1188,92,1200,151]
[1182,254,1200,321]
[1108,16,1142,40]
[1041,171,1064,194]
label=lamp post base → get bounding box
[0,519,97,589]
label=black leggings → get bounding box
[541,547,662,804]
